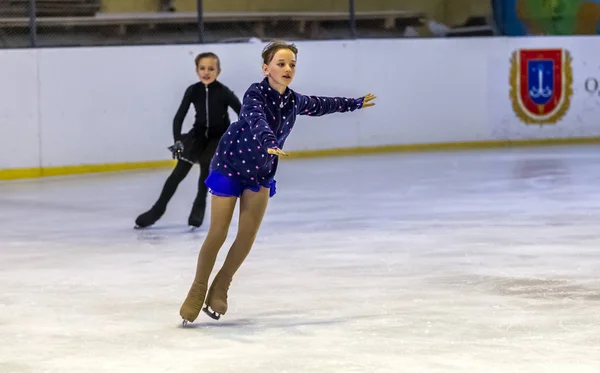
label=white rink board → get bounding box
[0,49,40,169]
[1,37,599,171]
[487,37,600,140]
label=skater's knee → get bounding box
[166,172,184,184]
[233,228,258,248]
[236,212,263,242]
[207,217,233,242]
[171,161,193,179]
[206,225,230,245]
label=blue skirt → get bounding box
[205,170,277,198]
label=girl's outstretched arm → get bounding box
[294,92,367,117]
[239,87,278,149]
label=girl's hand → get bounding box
[267,147,289,157]
[362,93,376,108]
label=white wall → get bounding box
[0,49,40,169]
[1,37,599,172]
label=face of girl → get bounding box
[196,57,220,85]
[263,49,296,93]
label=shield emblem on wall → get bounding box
[509,49,573,125]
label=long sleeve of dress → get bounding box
[239,88,279,149]
[295,92,364,117]
[172,85,193,142]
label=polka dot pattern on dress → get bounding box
[208,77,365,188]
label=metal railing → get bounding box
[0,0,494,49]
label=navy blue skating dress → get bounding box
[205,77,365,198]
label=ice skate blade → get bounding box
[202,305,222,320]
[181,319,190,327]
[188,222,202,229]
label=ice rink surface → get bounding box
[1,145,600,373]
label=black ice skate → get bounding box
[187,202,206,228]
[134,206,166,228]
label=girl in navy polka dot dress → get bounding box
[179,40,376,324]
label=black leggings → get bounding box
[153,138,217,211]
[153,159,209,210]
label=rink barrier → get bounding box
[2,37,600,181]
[284,137,600,158]
[0,159,177,180]
[3,137,600,180]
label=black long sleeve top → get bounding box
[172,80,242,142]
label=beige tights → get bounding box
[180,187,270,323]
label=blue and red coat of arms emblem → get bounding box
[509,49,573,125]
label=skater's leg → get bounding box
[180,194,237,322]
[155,160,193,208]
[193,194,237,281]
[221,187,270,275]
[187,158,211,227]
[135,160,193,227]
[205,186,270,317]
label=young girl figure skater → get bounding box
[135,52,241,229]
[179,41,376,324]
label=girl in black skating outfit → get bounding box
[135,52,242,228]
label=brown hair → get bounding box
[261,40,298,65]
[194,52,221,71]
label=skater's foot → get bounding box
[204,271,233,319]
[188,214,204,228]
[180,280,208,323]
[188,203,206,228]
[135,206,165,228]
